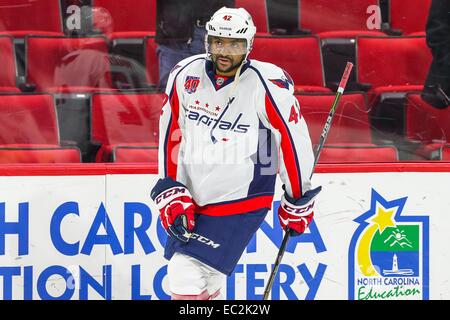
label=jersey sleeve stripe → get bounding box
[162,114,171,177]
[163,57,204,178]
[165,83,181,179]
[264,94,302,198]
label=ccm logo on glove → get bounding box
[281,201,315,214]
[151,177,196,243]
[278,186,322,236]
[154,186,190,205]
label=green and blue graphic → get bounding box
[349,189,429,300]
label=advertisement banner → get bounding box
[1,171,449,300]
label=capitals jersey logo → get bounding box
[269,69,294,90]
[349,189,429,300]
[184,76,200,94]
[269,78,291,90]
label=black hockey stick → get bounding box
[263,62,354,300]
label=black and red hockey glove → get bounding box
[278,186,322,236]
[151,177,196,242]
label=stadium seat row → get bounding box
[0,94,81,163]
[297,0,431,37]
[0,34,432,97]
[0,35,155,93]
[0,93,161,163]
[1,91,448,163]
[0,0,431,38]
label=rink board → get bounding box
[0,164,449,300]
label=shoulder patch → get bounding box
[269,69,294,90]
[184,76,200,94]
[269,78,291,90]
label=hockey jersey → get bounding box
[159,54,314,216]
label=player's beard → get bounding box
[212,55,245,75]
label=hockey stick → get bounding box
[263,62,354,300]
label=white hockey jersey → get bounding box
[159,54,314,216]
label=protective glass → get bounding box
[207,36,248,55]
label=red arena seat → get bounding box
[92,0,156,39]
[251,36,331,93]
[113,145,158,163]
[236,0,269,35]
[0,94,60,145]
[356,36,433,104]
[0,147,81,163]
[299,0,385,38]
[0,35,18,92]
[26,36,114,93]
[0,87,19,93]
[91,92,164,162]
[387,0,432,35]
[0,0,63,37]
[318,144,399,163]
[0,94,82,163]
[296,92,372,145]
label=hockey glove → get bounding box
[150,177,196,242]
[278,186,322,236]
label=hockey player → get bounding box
[150,6,321,300]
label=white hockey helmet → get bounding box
[205,7,257,57]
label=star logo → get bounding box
[371,207,396,234]
[349,188,430,300]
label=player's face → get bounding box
[209,36,247,76]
